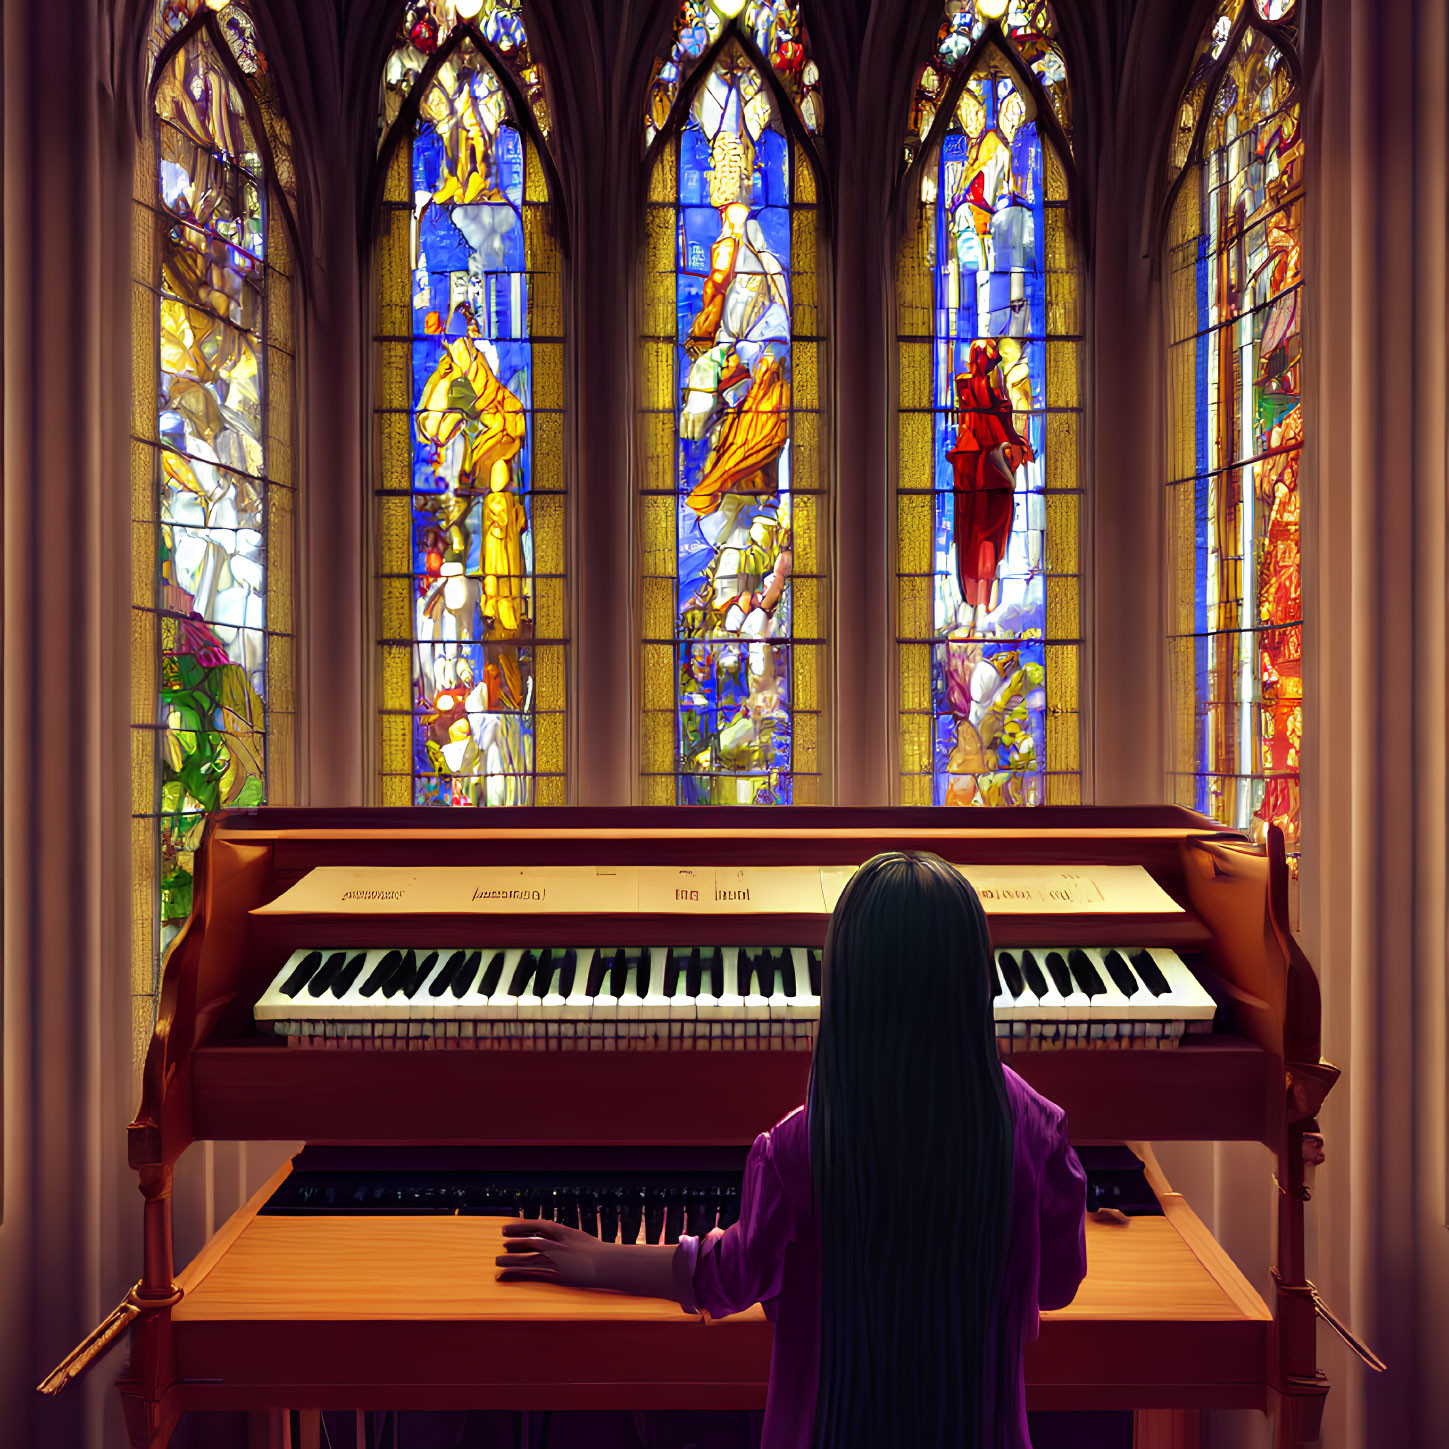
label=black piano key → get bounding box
[762,950,784,995]
[609,949,631,997]
[551,1189,577,1231]
[584,949,609,997]
[621,1188,645,1245]
[685,947,703,999]
[633,947,651,997]
[280,951,323,998]
[754,950,770,996]
[508,950,539,997]
[664,950,689,998]
[569,1191,592,1236]
[736,950,755,997]
[644,1188,666,1245]
[450,949,483,999]
[330,951,367,998]
[531,951,557,999]
[1103,949,1140,997]
[997,951,1026,998]
[381,949,417,998]
[405,950,440,998]
[807,949,822,996]
[1131,949,1172,996]
[600,1190,621,1244]
[1044,951,1074,996]
[479,949,507,997]
[555,949,577,999]
[755,949,775,996]
[429,949,468,997]
[359,949,401,998]
[685,1189,710,1238]
[1067,948,1105,998]
[778,949,796,997]
[521,1192,544,1220]
[718,1186,741,1231]
[1019,950,1049,998]
[306,951,348,998]
[663,1197,684,1245]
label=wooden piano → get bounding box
[44,806,1339,1448]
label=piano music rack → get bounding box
[47,806,1339,1449]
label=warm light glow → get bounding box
[455,0,484,18]
[711,0,749,17]
[979,0,1010,18]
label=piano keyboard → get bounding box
[261,1169,745,1242]
[254,944,1216,1051]
[258,1150,1163,1234]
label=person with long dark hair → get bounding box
[496,851,1088,1448]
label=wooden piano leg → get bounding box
[1132,1409,1200,1449]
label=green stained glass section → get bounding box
[134,4,295,1004]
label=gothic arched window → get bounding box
[373,1,566,807]
[639,2,826,806]
[132,0,298,1044]
[895,2,1082,808]
[1165,0,1302,844]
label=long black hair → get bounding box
[808,851,1014,1449]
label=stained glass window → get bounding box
[640,10,825,805]
[1166,3,1302,844]
[132,0,297,1063]
[374,4,566,807]
[896,8,1082,808]
[905,1,1070,167]
[645,1,822,149]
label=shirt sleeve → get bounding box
[674,1126,797,1320]
[1037,1110,1088,1312]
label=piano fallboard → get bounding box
[187,1037,1277,1146]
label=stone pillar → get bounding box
[1300,0,1449,1443]
[1,1,139,1444]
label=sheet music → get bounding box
[254,863,1179,917]
[819,864,1180,915]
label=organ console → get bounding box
[42,806,1342,1449]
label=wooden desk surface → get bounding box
[173,1212,1263,1325]
[163,1189,1270,1414]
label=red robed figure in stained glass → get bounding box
[948,338,1035,610]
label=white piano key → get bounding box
[785,948,818,1014]
[638,947,671,1046]
[667,948,696,1044]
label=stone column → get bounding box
[1,1,139,1444]
[1301,0,1449,1443]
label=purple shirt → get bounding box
[674,1065,1088,1449]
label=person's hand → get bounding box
[495,1218,614,1287]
